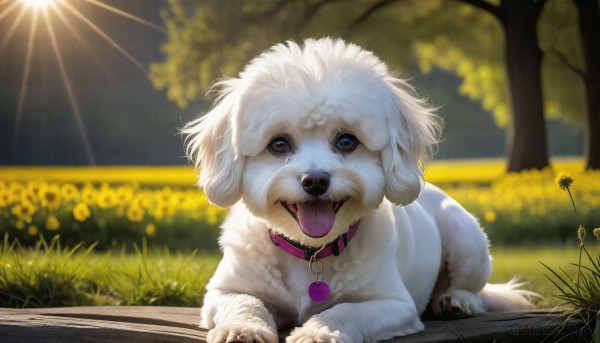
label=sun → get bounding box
[3,0,165,165]
[22,0,55,8]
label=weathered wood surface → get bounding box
[393,309,590,343]
[0,307,591,342]
[0,306,206,343]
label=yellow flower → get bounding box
[61,183,79,201]
[154,201,175,219]
[11,201,36,224]
[0,191,11,207]
[116,186,133,206]
[145,223,156,236]
[27,225,39,236]
[126,205,145,222]
[133,194,151,209]
[20,191,37,204]
[97,190,118,209]
[81,186,97,205]
[8,183,25,202]
[484,210,496,223]
[27,181,45,200]
[594,228,600,241]
[161,186,172,196]
[170,191,187,207]
[555,172,574,191]
[72,202,91,222]
[40,184,61,209]
[46,215,61,230]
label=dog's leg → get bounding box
[430,198,491,318]
[202,291,279,343]
[286,300,423,343]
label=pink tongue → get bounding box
[296,201,335,238]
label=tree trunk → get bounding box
[573,0,600,170]
[501,0,549,172]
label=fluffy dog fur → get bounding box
[184,38,534,343]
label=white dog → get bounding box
[184,38,534,343]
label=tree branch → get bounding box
[551,47,587,79]
[454,0,503,21]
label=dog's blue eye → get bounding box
[335,133,359,152]
[268,136,292,155]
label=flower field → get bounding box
[0,158,597,250]
[445,168,600,244]
[0,178,225,251]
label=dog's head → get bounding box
[184,38,441,246]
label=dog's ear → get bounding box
[382,79,441,206]
[182,84,243,208]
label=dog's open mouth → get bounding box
[281,198,348,238]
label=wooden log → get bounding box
[390,309,591,343]
[0,307,591,342]
[0,306,206,343]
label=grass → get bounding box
[0,235,219,308]
[490,244,600,309]
[1,234,597,309]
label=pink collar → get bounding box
[269,221,360,261]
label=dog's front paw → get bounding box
[207,323,278,343]
[286,326,354,343]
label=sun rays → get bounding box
[0,0,165,164]
[13,3,37,149]
[22,0,54,8]
[57,0,148,75]
[42,5,96,164]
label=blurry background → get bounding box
[0,0,591,167]
[0,0,188,165]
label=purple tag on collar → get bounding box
[308,281,330,303]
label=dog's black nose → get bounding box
[301,171,330,196]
